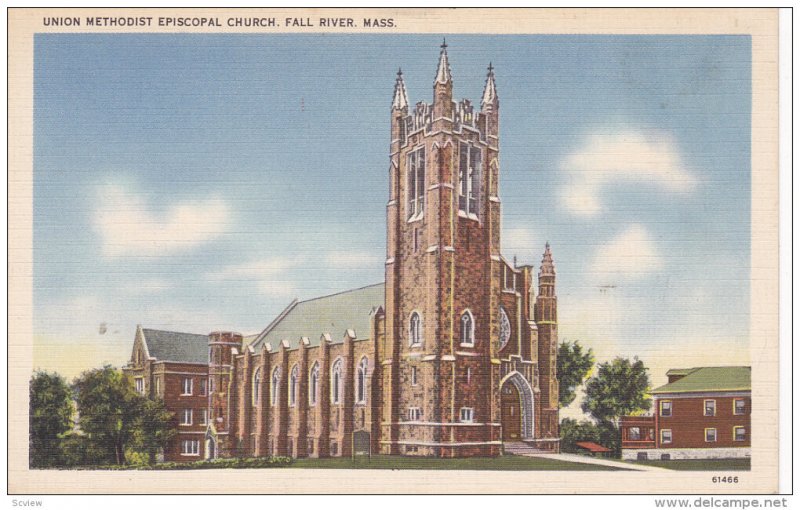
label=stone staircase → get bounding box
[503,442,554,456]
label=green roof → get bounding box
[651,366,751,394]
[251,283,384,351]
[142,328,208,364]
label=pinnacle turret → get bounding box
[434,38,452,85]
[392,68,409,110]
[481,62,498,108]
[539,242,555,277]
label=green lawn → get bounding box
[628,458,750,471]
[291,454,626,470]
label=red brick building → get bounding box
[621,366,751,461]
[125,43,560,460]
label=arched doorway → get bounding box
[499,371,535,441]
[205,437,216,460]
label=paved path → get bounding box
[525,452,672,472]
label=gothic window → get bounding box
[499,307,511,350]
[309,362,320,406]
[356,357,368,404]
[271,367,280,407]
[460,310,475,346]
[407,147,426,220]
[409,312,423,347]
[252,368,261,407]
[331,358,343,404]
[289,364,299,407]
[458,142,482,217]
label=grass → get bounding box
[628,458,751,471]
[291,454,626,470]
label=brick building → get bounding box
[621,366,751,461]
[124,43,560,460]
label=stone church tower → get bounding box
[380,41,559,456]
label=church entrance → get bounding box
[205,437,216,460]
[501,383,522,441]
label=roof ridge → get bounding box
[142,327,207,337]
[296,282,384,305]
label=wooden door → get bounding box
[501,384,521,441]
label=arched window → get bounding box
[409,312,422,347]
[460,310,475,346]
[271,367,281,407]
[499,307,511,350]
[331,358,343,404]
[309,362,320,406]
[356,357,369,404]
[252,368,261,407]
[289,364,299,407]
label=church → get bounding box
[124,42,560,460]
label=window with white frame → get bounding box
[659,400,672,417]
[356,357,368,404]
[459,407,474,423]
[705,428,717,442]
[408,407,422,421]
[181,377,193,396]
[409,312,422,347]
[289,365,299,407]
[460,310,475,346]
[180,440,200,456]
[134,378,144,395]
[181,409,193,426]
[734,426,746,441]
[704,399,716,416]
[411,366,418,386]
[252,368,261,407]
[661,429,672,444]
[199,408,208,426]
[407,146,425,220]
[628,427,641,441]
[199,378,207,396]
[309,362,320,406]
[458,142,482,216]
[734,398,746,415]
[332,359,343,404]
[271,367,280,407]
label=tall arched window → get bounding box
[499,307,511,350]
[331,358,343,404]
[271,367,281,407]
[309,362,320,406]
[289,364,299,407]
[460,310,475,346]
[356,357,369,404]
[409,312,422,347]
[252,368,261,407]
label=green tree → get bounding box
[582,357,651,427]
[556,340,595,408]
[29,371,74,468]
[72,365,143,465]
[131,398,176,465]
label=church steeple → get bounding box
[434,38,452,85]
[539,242,555,277]
[392,68,409,111]
[481,62,498,110]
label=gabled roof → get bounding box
[251,283,385,351]
[651,366,751,394]
[141,328,209,364]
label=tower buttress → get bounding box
[535,243,559,437]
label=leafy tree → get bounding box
[559,418,601,453]
[131,398,176,465]
[582,357,651,427]
[29,371,74,467]
[72,366,143,465]
[556,340,595,408]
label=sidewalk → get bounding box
[525,452,671,472]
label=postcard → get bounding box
[8,7,782,494]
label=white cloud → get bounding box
[560,129,696,217]
[590,224,663,282]
[208,257,298,296]
[94,184,230,257]
[325,251,382,270]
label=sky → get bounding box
[33,34,751,417]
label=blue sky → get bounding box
[33,34,751,404]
